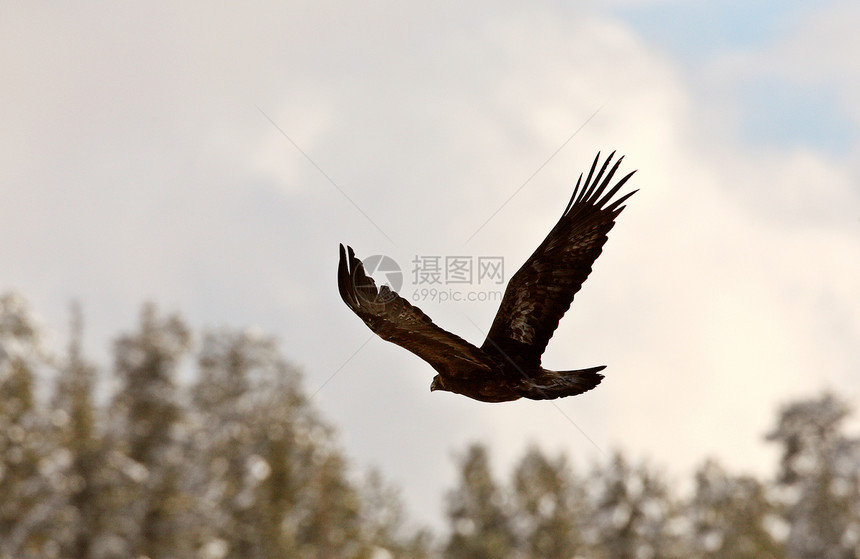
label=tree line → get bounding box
[1,292,858,558]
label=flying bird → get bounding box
[338,151,636,402]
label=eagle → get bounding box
[338,151,636,402]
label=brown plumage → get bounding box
[338,151,636,402]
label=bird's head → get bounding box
[430,374,450,393]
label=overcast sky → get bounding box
[2,1,859,529]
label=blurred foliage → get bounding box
[1,291,858,558]
[0,294,430,559]
[445,444,515,559]
[767,394,860,559]
[443,400,859,559]
[687,458,784,559]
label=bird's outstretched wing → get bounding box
[338,244,491,376]
[481,151,636,367]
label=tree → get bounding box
[687,458,783,559]
[49,304,104,559]
[0,296,432,558]
[104,303,192,558]
[445,443,514,559]
[0,293,55,558]
[190,328,432,559]
[767,393,860,559]
[189,329,297,558]
[510,445,585,559]
[587,451,686,559]
[358,468,434,559]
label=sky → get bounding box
[2,0,859,530]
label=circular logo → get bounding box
[356,254,402,304]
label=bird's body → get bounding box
[338,151,636,402]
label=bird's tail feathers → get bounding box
[519,365,606,400]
